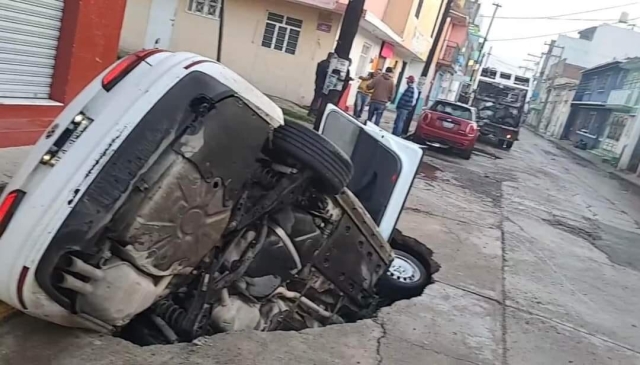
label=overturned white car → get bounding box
[0,51,434,345]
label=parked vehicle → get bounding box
[413,100,479,160]
[0,51,433,345]
[472,67,530,149]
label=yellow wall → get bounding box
[119,0,151,53]
[220,0,341,104]
[170,0,221,58]
[381,0,444,61]
[120,0,340,105]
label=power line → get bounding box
[488,18,640,42]
[485,17,627,22]
[479,2,638,20]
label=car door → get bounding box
[318,104,423,241]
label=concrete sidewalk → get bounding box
[526,127,640,192]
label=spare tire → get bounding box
[271,121,353,195]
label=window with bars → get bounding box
[261,12,303,55]
[187,0,221,19]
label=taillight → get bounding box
[0,190,25,238]
[102,49,167,91]
[466,123,478,136]
[421,112,432,126]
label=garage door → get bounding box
[0,0,64,99]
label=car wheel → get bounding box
[459,148,473,160]
[505,141,514,150]
[377,249,429,300]
[497,138,505,148]
[271,121,353,195]
[377,230,439,301]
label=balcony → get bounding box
[439,41,460,66]
[607,88,640,111]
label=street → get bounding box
[1,127,640,364]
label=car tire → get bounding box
[271,121,353,195]
[376,230,438,301]
[505,141,514,150]
[459,148,473,160]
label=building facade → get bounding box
[120,0,448,108]
[0,0,127,148]
[563,61,625,150]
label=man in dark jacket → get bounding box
[308,52,334,116]
[392,75,418,136]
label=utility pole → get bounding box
[538,45,564,132]
[531,40,563,128]
[313,0,366,130]
[518,66,535,76]
[477,3,501,64]
[469,3,501,104]
[216,0,225,62]
[400,0,455,136]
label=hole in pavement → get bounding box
[418,161,442,180]
[117,231,440,347]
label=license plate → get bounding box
[442,121,454,129]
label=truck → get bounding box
[471,67,531,149]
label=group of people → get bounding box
[310,53,419,137]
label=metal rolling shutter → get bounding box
[0,0,64,99]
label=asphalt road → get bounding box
[1,127,640,364]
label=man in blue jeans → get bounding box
[366,67,396,125]
[392,75,418,136]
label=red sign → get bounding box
[381,42,395,58]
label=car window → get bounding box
[430,101,473,120]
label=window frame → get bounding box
[415,0,425,18]
[261,11,303,55]
[186,0,222,20]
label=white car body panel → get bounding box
[318,104,423,241]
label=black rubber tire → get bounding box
[271,121,353,195]
[377,249,429,301]
[377,229,440,300]
[497,138,505,148]
[505,141,514,150]
[459,148,473,160]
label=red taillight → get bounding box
[102,49,167,91]
[466,123,478,136]
[421,112,432,126]
[0,190,25,238]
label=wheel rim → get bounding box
[387,251,421,283]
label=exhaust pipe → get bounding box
[62,256,104,281]
[55,272,94,295]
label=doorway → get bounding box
[145,0,178,49]
[393,61,408,102]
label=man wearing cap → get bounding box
[392,75,418,136]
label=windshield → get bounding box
[430,101,473,120]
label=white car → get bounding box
[0,51,430,344]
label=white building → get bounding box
[551,24,640,70]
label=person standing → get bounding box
[353,69,380,119]
[308,52,334,116]
[392,75,418,136]
[365,67,395,126]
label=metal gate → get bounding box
[0,0,64,99]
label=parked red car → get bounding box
[413,100,479,160]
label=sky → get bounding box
[476,0,640,75]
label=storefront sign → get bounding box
[317,22,332,33]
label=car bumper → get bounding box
[415,124,477,150]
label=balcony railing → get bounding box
[439,41,460,66]
[607,88,640,110]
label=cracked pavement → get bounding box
[2,129,640,364]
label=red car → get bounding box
[413,100,479,160]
